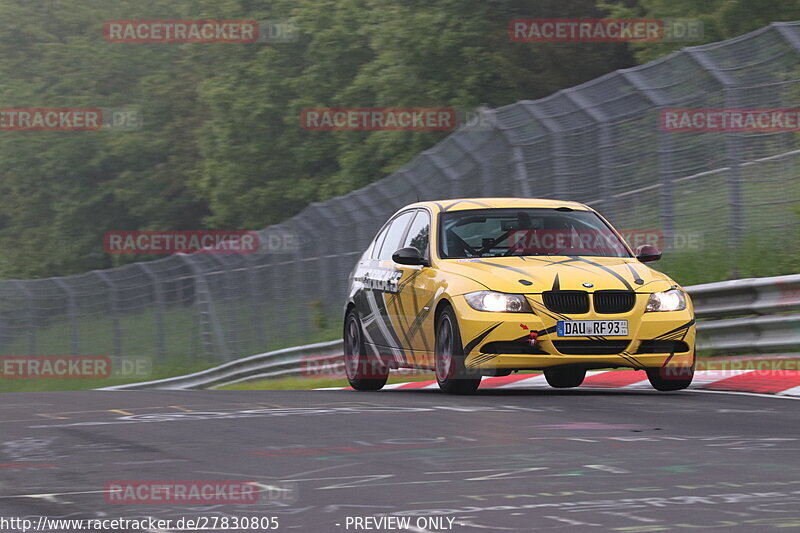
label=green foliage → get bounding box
[599,0,800,62]
[0,0,798,279]
[0,0,635,278]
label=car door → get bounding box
[360,210,416,363]
[389,209,437,366]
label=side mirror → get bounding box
[636,244,662,263]
[392,247,427,266]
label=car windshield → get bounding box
[439,208,631,259]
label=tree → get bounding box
[599,0,800,62]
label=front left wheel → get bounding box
[435,306,481,394]
[343,309,389,391]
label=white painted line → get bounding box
[496,374,549,389]
[777,385,800,397]
[0,489,113,500]
[688,389,800,400]
[690,369,754,387]
[315,370,800,399]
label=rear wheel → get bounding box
[544,367,586,388]
[646,366,694,391]
[343,309,388,391]
[435,307,481,394]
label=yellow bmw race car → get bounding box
[343,198,696,394]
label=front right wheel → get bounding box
[435,306,481,394]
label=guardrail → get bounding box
[103,274,800,390]
[692,273,800,353]
[103,340,342,390]
[691,274,800,318]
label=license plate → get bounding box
[557,320,628,337]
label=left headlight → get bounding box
[464,291,533,313]
[645,289,687,312]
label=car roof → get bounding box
[403,198,592,213]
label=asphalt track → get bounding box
[1,388,799,532]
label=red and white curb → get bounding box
[317,370,800,397]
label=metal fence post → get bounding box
[493,127,531,198]
[178,254,227,361]
[427,146,464,198]
[52,278,79,356]
[93,271,122,359]
[244,253,266,349]
[562,88,616,221]
[138,262,166,362]
[298,206,337,319]
[207,254,241,358]
[621,70,675,245]
[450,133,489,197]
[13,281,37,355]
[524,104,565,199]
[685,49,741,258]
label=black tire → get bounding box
[544,367,586,388]
[343,309,388,391]
[435,306,481,394]
[646,366,694,391]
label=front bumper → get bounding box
[454,294,696,371]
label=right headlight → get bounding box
[645,289,687,312]
[464,291,533,313]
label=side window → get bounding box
[402,211,430,257]
[362,239,375,261]
[370,225,390,260]
[377,211,415,261]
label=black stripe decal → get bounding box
[536,325,559,337]
[570,256,634,291]
[478,261,538,279]
[407,295,435,349]
[368,290,402,349]
[467,354,498,367]
[463,323,502,356]
[627,263,645,285]
[619,352,645,369]
[654,319,696,340]
[530,299,571,322]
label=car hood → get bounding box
[438,256,675,294]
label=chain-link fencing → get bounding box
[0,22,798,369]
